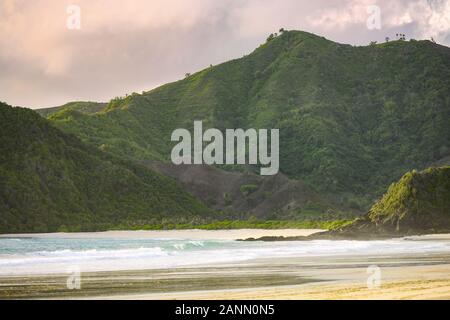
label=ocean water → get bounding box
[0,236,450,275]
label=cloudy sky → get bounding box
[1,0,449,108]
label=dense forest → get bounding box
[0,102,210,233]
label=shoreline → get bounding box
[4,229,450,242]
[0,228,323,240]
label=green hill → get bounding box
[0,102,210,233]
[44,31,450,204]
[248,166,450,240]
[332,166,450,237]
[366,166,450,233]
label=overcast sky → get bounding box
[1,0,449,109]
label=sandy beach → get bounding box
[1,230,449,300]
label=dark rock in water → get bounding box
[238,236,290,241]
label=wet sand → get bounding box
[1,252,449,299]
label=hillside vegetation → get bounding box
[0,102,210,233]
[44,31,450,204]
